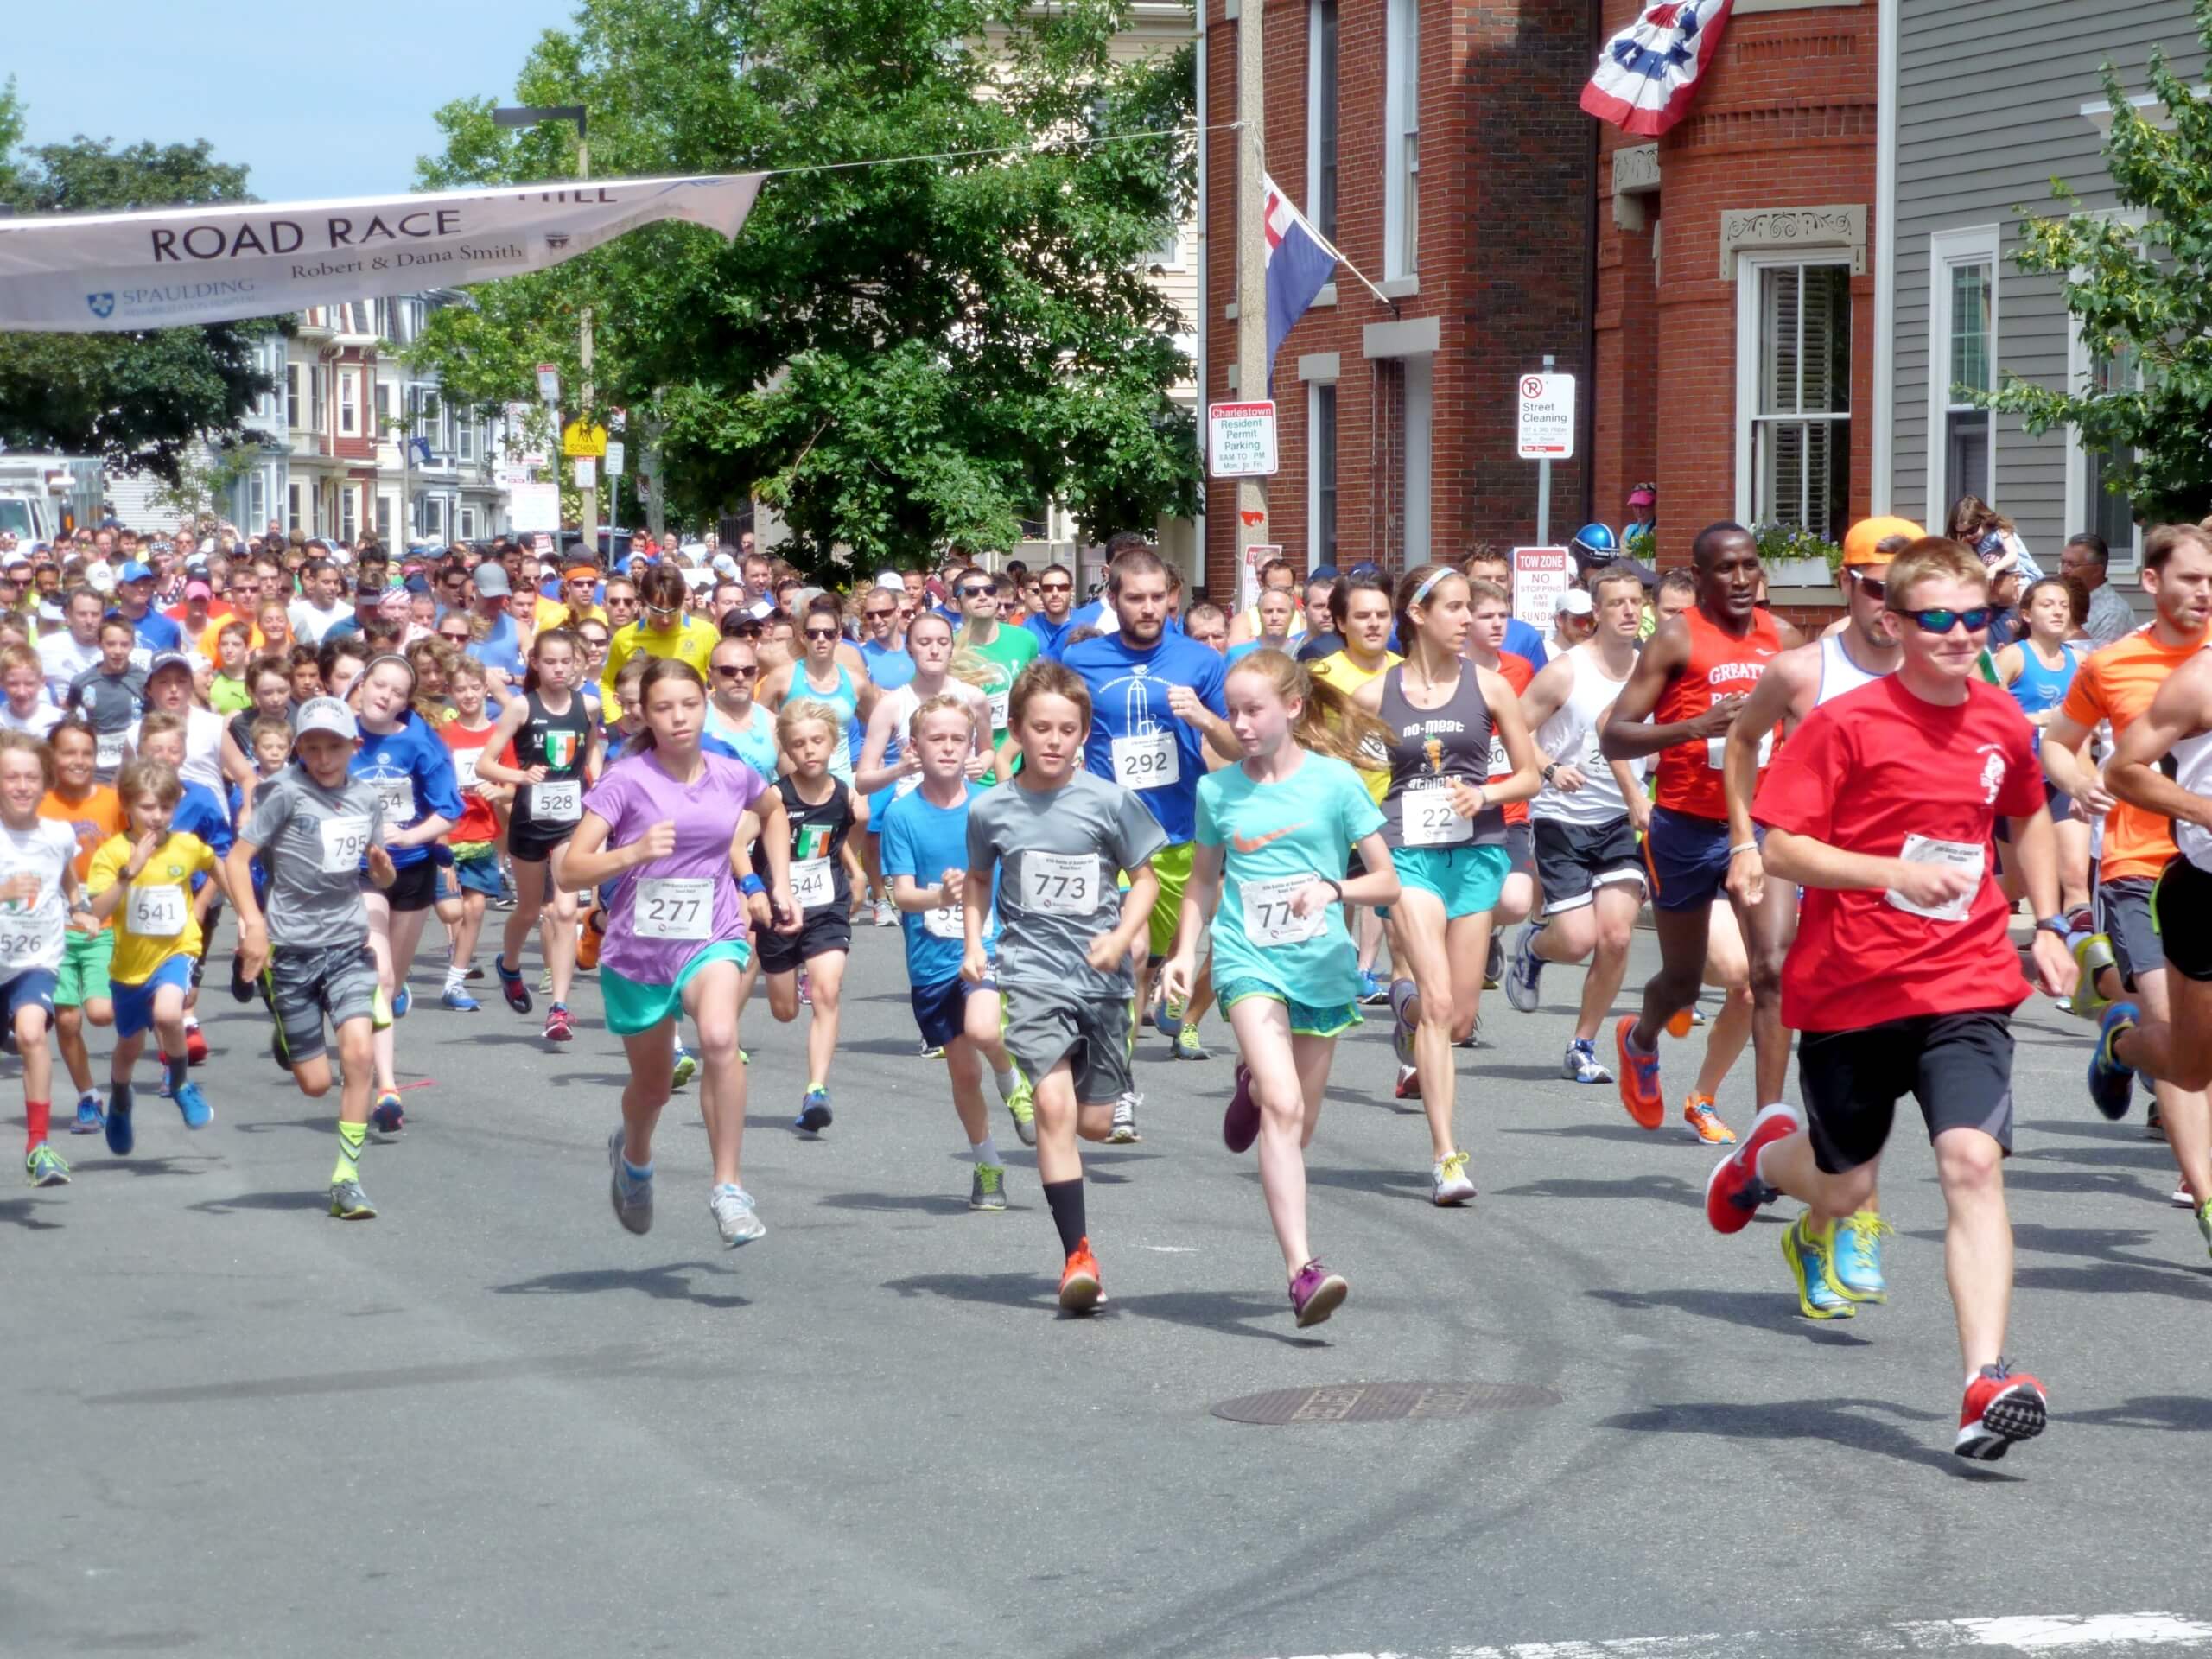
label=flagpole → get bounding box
[1235,0,1269,578]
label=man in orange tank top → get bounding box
[1601,524,1802,1135]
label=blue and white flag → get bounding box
[1263,177,1338,386]
[1581,0,1736,137]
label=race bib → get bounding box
[1021,849,1098,915]
[95,730,125,771]
[0,912,55,967]
[1487,735,1509,777]
[1884,833,1983,923]
[1111,729,1179,790]
[987,687,1011,730]
[1707,729,1774,772]
[127,885,187,938]
[789,855,836,911]
[319,814,373,874]
[1402,783,1472,848]
[533,779,582,824]
[453,749,480,790]
[1241,874,1325,946]
[923,903,965,940]
[375,777,415,827]
[634,876,714,940]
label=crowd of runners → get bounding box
[4,503,2208,1465]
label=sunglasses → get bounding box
[804,626,838,640]
[863,607,897,620]
[1039,582,1071,593]
[645,604,681,618]
[438,631,471,644]
[1895,605,1992,635]
[713,663,758,679]
[1847,569,1887,600]
[958,582,996,598]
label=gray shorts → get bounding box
[270,940,379,1067]
[2098,875,2160,993]
[1001,987,1134,1108]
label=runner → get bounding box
[432,655,504,1011]
[1505,562,1651,1084]
[762,595,878,784]
[128,708,238,1077]
[855,579,915,691]
[1,645,65,738]
[1025,563,1082,658]
[1162,649,1396,1326]
[65,618,145,785]
[1600,523,1803,1134]
[38,720,124,1135]
[855,612,992,931]
[226,697,396,1219]
[474,629,601,1044]
[963,659,1166,1312]
[599,563,720,721]
[1,733,86,1189]
[1062,547,1239,1097]
[949,566,1039,753]
[1465,579,1541,989]
[563,658,799,1248]
[1992,576,2093,922]
[1224,585,1301,666]
[1706,537,2072,1457]
[85,758,225,1152]
[879,694,1036,1196]
[701,634,781,780]
[1351,564,1541,1201]
[1225,557,1307,650]
[2041,522,2212,1223]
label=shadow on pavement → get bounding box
[820,1190,978,1217]
[880,1271,1330,1346]
[1494,1172,1705,1210]
[0,1196,65,1231]
[2066,1394,2212,1432]
[493,1262,751,1310]
[1599,1397,2018,1478]
[230,1115,333,1135]
[188,1189,332,1214]
[1588,1286,1872,1344]
[1300,1163,1436,1201]
[1499,1121,1687,1145]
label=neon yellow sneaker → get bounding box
[1003,1071,1037,1147]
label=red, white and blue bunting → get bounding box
[1580,0,1737,138]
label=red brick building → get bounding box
[1198,0,1877,619]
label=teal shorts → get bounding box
[55,926,116,1009]
[1217,976,1362,1039]
[1384,842,1511,922]
[600,939,752,1037]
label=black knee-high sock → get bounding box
[1042,1178,1087,1255]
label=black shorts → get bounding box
[2097,874,2159,993]
[1796,1010,2015,1175]
[509,825,575,865]
[1533,817,1645,914]
[2152,855,2212,982]
[1504,820,1535,881]
[363,857,440,914]
[756,906,853,976]
[911,973,996,1050]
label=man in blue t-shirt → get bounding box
[112,561,182,666]
[856,580,915,691]
[1026,563,1082,658]
[1060,549,1240,1076]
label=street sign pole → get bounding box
[1536,353,1553,550]
[1234,0,1268,572]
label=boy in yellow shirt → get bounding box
[86,758,229,1151]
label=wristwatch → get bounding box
[2034,915,2069,939]
[1541,762,1558,785]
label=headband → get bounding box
[1410,568,1450,608]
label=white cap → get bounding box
[86,561,117,594]
[874,572,906,592]
[1554,588,1594,619]
[293,696,359,741]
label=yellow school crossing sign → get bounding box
[561,420,607,458]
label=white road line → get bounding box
[1258,1611,2212,1659]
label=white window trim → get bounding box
[339,369,360,437]
[1925,225,2000,528]
[1382,0,1417,281]
[1306,0,1332,238]
[1306,377,1338,570]
[1732,249,1854,528]
[1403,354,1433,565]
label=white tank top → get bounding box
[1813,632,1888,709]
[1532,645,1644,828]
[2172,655,2212,872]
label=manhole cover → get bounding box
[1211,1379,1562,1425]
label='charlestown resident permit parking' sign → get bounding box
[0,175,766,334]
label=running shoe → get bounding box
[1484,931,1503,989]
[441,986,481,1012]
[607,1127,653,1235]
[1389,977,1418,1070]
[392,986,410,1020]
[2088,1001,2139,1121]
[2069,932,2116,1020]
[575,915,602,971]
[671,1046,698,1090]
[1357,969,1388,1005]
[183,1022,208,1065]
[370,987,392,1031]
[1108,1091,1141,1143]
[174,1082,213,1130]
[537,969,553,995]
[104,1085,133,1156]
[917,1039,944,1060]
[2175,1184,2196,1209]
[709,1183,765,1247]
[1173,1025,1209,1062]
[1703,1102,1802,1234]
[1058,1238,1103,1313]
[543,1003,575,1044]
[229,953,255,1004]
[1503,923,1544,1014]
[25,1144,71,1187]
[797,968,811,1007]
[327,1178,377,1220]
[71,1095,103,1135]
[1223,1063,1260,1154]
[795,1087,833,1135]
[1003,1073,1037,1147]
[874,899,897,928]
[1561,1039,1611,1084]
[1394,1065,1419,1101]
[969,1164,1008,1211]
[1955,1361,2047,1461]
[2146,1099,2166,1141]
[1431,1149,1476,1205]
[1615,1015,1663,1130]
[465,963,486,981]
[2196,1197,2212,1259]
[1157,995,1186,1043]
[1830,1210,1891,1302]
[371,1093,404,1140]
[1682,1093,1736,1145]
[1780,1213,1857,1320]
[494,956,533,1015]
[1289,1260,1348,1328]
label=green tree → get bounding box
[0,114,277,483]
[410,0,1197,571]
[1981,0,2212,524]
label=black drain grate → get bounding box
[1211,1379,1563,1425]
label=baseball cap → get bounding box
[1308,564,1341,584]
[118,560,154,584]
[1841,516,1924,569]
[145,650,195,680]
[183,580,213,601]
[711,552,740,578]
[1554,588,1594,618]
[875,571,905,593]
[471,563,512,598]
[86,563,117,594]
[293,696,359,741]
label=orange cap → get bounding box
[1842,516,1924,569]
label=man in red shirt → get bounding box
[1706,537,2075,1461]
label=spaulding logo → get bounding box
[86,293,115,318]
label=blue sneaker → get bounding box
[71,1095,104,1135]
[1357,969,1388,1005]
[1829,1209,1891,1302]
[1503,922,1544,1014]
[1156,995,1185,1043]
[2088,1001,2139,1121]
[104,1084,134,1156]
[495,956,533,1015]
[173,1082,213,1130]
[371,1092,405,1140]
[795,1087,833,1135]
[1781,1213,1857,1320]
[441,986,481,1012]
[391,986,411,1020]
[1560,1038,1611,1084]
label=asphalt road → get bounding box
[4,914,2211,1658]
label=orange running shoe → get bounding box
[1058,1238,1103,1313]
[575,907,603,971]
[1665,1007,1694,1039]
[1615,1014,1664,1130]
[1682,1092,1737,1145]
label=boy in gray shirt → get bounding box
[963,661,1164,1313]
[227,696,397,1221]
